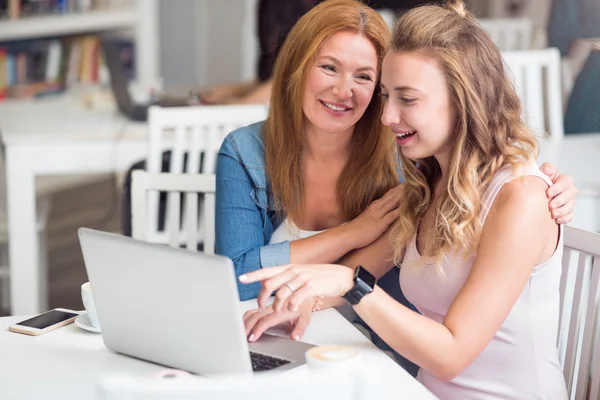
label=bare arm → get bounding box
[353,176,559,380]
[287,184,402,266]
[200,81,260,104]
[226,80,272,104]
[320,224,397,309]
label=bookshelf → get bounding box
[0,8,137,42]
[0,0,159,97]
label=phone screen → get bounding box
[16,310,79,329]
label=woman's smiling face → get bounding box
[302,30,379,136]
[380,51,457,165]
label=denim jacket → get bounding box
[216,121,410,305]
[216,122,286,300]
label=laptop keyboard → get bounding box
[249,351,291,372]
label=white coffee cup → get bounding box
[81,282,100,329]
[305,345,360,371]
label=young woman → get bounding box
[240,1,569,398]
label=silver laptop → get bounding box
[77,228,315,376]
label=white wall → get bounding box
[159,0,553,89]
[159,0,256,90]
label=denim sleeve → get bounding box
[215,140,290,300]
[395,148,405,183]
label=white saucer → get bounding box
[74,312,101,334]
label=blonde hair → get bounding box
[264,0,398,222]
[390,0,539,265]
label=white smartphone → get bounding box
[8,308,80,336]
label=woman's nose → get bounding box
[331,79,352,101]
[381,100,400,126]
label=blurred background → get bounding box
[0,0,597,316]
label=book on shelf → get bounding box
[0,0,128,20]
[0,34,134,100]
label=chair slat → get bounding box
[146,109,165,237]
[511,64,525,111]
[203,124,220,175]
[203,192,216,255]
[575,254,600,399]
[564,255,591,392]
[131,170,149,241]
[525,64,545,137]
[147,108,164,173]
[559,248,574,351]
[546,53,564,137]
[184,191,199,252]
[167,191,181,248]
[589,256,600,400]
[180,125,202,249]
[163,126,187,244]
[186,125,202,175]
[170,125,187,174]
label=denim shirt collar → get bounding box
[225,121,282,214]
[228,121,269,190]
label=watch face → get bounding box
[344,266,377,305]
[356,265,376,288]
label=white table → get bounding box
[0,302,437,400]
[0,96,148,315]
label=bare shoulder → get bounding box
[485,175,558,263]
[495,175,551,217]
[492,175,557,244]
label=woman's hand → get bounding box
[540,162,578,224]
[346,185,403,249]
[243,299,314,342]
[240,264,353,314]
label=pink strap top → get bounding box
[400,164,567,400]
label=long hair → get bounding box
[390,0,539,264]
[264,0,398,223]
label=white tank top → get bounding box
[400,164,568,399]
[269,218,325,244]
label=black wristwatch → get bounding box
[342,265,376,305]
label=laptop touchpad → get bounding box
[248,333,315,362]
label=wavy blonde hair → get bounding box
[390,0,539,265]
[264,0,398,223]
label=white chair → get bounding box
[501,47,564,139]
[478,18,533,51]
[131,172,216,254]
[558,226,600,399]
[141,105,268,250]
[485,0,550,49]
